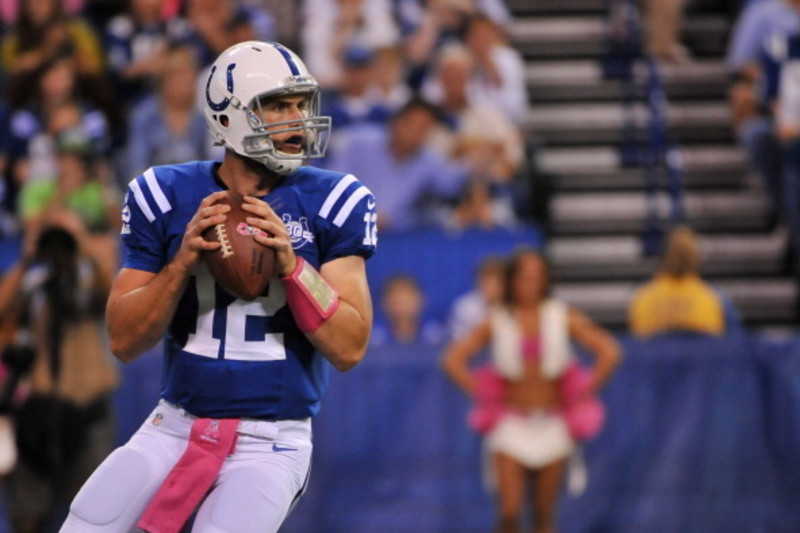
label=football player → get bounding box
[60,41,376,533]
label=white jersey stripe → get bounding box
[319,174,357,219]
[128,178,156,223]
[333,186,370,227]
[143,167,172,214]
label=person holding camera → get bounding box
[0,211,119,533]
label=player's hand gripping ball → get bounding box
[202,191,275,300]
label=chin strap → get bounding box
[259,154,302,176]
[281,257,339,332]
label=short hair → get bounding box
[391,95,447,125]
[477,255,506,278]
[381,274,422,298]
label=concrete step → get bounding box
[548,229,789,281]
[549,190,772,235]
[526,100,733,145]
[537,145,747,191]
[553,277,798,328]
[507,0,606,16]
[508,2,790,328]
[508,0,729,16]
[526,59,729,102]
[510,15,728,60]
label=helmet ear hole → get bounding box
[219,115,230,127]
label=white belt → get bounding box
[157,400,285,441]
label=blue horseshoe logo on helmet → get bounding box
[205,63,237,111]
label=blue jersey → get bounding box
[120,161,377,420]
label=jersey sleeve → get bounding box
[120,172,169,272]
[315,173,377,263]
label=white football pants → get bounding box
[60,400,312,533]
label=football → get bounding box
[202,191,275,300]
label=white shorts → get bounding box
[60,400,313,533]
[483,410,574,489]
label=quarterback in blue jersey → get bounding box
[61,41,376,533]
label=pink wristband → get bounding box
[281,257,340,333]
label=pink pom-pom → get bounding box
[561,362,594,404]
[467,403,507,434]
[564,398,606,440]
[561,362,606,441]
[472,365,506,403]
[467,365,508,434]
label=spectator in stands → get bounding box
[441,247,621,533]
[325,97,469,231]
[370,45,413,115]
[301,0,399,89]
[446,177,516,230]
[400,0,476,90]
[772,31,800,275]
[17,116,120,272]
[9,56,115,190]
[726,0,800,76]
[424,43,524,179]
[643,0,692,64]
[255,0,302,50]
[124,44,211,181]
[103,0,192,108]
[0,213,119,533]
[321,45,393,134]
[422,43,524,230]
[725,0,800,222]
[0,99,20,240]
[462,13,529,125]
[371,273,445,346]
[628,225,742,337]
[0,0,110,121]
[183,0,274,68]
[447,255,505,340]
[1,0,105,79]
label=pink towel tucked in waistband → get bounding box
[138,417,239,533]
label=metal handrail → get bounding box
[602,0,685,256]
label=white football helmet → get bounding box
[203,41,331,175]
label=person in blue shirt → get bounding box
[326,96,468,231]
[320,45,393,132]
[370,273,445,347]
[123,44,212,182]
[103,0,192,108]
[726,0,800,222]
[761,30,800,279]
[60,41,376,533]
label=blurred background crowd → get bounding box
[0,0,799,531]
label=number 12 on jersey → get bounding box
[184,267,288,362]
[363,212,377,247]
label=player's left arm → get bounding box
[312,255,373,370]
[242,195,373,371]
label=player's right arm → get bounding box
[106,191,230,362]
